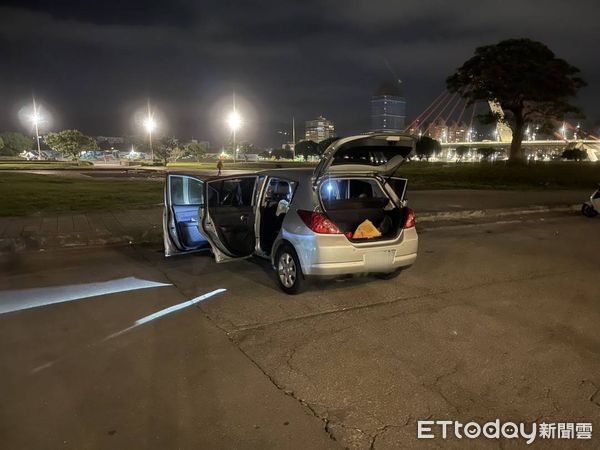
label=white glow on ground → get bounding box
[104,288,227,340]
[0,277,171,315]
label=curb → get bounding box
[0,230,162,254]
[417,204,580,223]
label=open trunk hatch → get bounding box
[313,134,415,183]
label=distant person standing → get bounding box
[217,159,223,176]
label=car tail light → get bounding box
[297,210,342,234]
[404,208,416,228]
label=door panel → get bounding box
[387,177,408,202]
[164,174,209,256]
[202,176,257,261]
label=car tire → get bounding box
[275,244,304,295]
[375,268,403,280]
[582,203,598,218]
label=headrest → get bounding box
[274,182,290,196]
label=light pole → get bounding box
[226,107,242,163]
[143,112,156,161]
[31,98,42,160]
[292,116,296,161]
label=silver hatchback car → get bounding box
[163,133,418,294]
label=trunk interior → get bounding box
[319,177,407,242]
[321,198,405,243]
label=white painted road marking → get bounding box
[0,277,171,315]
[104,288,227,340]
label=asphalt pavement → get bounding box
[1,215,599,449]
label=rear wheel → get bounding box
[275,244,304,294]
[582,203,598,218]
[375,268,403,280]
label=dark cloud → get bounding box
[1,0,599,146]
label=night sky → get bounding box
[1,0,599,147]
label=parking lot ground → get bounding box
[1,215,599,449]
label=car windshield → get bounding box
[331,145,413,166]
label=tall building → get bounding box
[448,122,469,143]
[371,81,406,132]
[427,119,448,142]
[305,116,335,143]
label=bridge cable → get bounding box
[443,95,464,124]
[404,91,448,132]
[455,99,468,126]
[424,93,458,135]
[468,102,477,133]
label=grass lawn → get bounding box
[398,162,600,190]
[172,160,599,190]
[1,162,598,217]
[0,173,163,217]
[0,161,94,170]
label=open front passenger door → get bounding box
[202,176,258,262]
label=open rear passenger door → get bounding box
[384,177,408,207]
[201,176,258,262]
[163,173,210,256]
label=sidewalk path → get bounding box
[0,209,162,253]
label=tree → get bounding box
[455,145,469,162]
[154,136,180,165]
[317,137,339,155]
[446,38,586,164]
[44,130,98,160]
[185,142,207,161]
[415,136,441,161]
[240,142,256,161]
[271,148,293,160]
[0,136,4,154]
[477,147,496,161]
[295,140,318,161]
[561,148,587,161]
[0,131,32,156]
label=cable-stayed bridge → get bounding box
[404,91,600,161]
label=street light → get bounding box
[143,114,156,160]
[30,98,43,160]
[226,109,242,162]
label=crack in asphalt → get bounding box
[131,246,585,448]
[131,246,344,444]
[227,269,572,334]
[581,379,600,408]
[426,364,462,414]
[368,418,412,450]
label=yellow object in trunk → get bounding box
[353,219,382,239]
